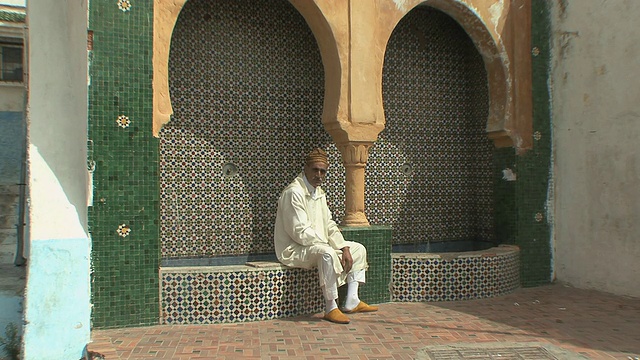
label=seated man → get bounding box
[274,148,378,324]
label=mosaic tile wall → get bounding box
[391,245,520,302]
[88,0,550,329]
[517,2,553,286]
[161,227,391,325]
[494,147,518,244]
[371,7,496,246]
[160,0,345,259]
[341,226,393,304]
[161,3,499,260]
[88,0,160,328]
[161,266,323,324]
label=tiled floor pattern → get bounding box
[88,283,640,359]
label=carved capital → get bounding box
[337,142,373,167]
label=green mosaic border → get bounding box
[516,1,553,287]
[88,1,159,328]
[340,226,392,304]
[493,147,517,245]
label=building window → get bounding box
[1,43,23,82]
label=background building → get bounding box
[0,0,25,344]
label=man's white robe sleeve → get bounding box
[326,207,348,250]
[280,190,325,246]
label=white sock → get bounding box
[344,281,360,310]
[325,298,338,314]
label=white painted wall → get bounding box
[551,0,640,297]
[22,0,90,359]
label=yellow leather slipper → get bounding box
[323,308,350,324]
[343,301,379,314]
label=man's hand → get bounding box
[341,246,353,273]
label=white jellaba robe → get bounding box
[274,173,367,289]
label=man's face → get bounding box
[304,162,328,188]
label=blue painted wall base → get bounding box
[22,238,91,360]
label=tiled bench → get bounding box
[161,262,323,324]
[391,244,520,302]
[160,244,520,325]
[160,230,524,325]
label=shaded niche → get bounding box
[159,0,343,259]
[374,6,497,246]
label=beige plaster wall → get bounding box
[551,0,640,297]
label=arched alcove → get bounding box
[372,5,499,247]
[424,0,513,147]
[159,0,345,259]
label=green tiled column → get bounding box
[493,147,517,245]
[88,1,159,328]
[340,226,392,304]
[516,1,553,287]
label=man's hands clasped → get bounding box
[341,246,353,273]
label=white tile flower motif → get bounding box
[117,224,131,237]
[117,115,130,128]
[535,213,543,222]
[534,131,542,141]
[532,47,540,56]
[117,0,131,12]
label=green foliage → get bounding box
[0,323,21,360]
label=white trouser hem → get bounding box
[347,268,366,284]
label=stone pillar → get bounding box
[338,141,373,227]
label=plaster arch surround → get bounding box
[152,0,344,138]
[408,0,512,144]
[153,0,530,149]
[151,0,532,226]
[377,0,527,149]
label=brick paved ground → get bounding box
[88,283,640,359]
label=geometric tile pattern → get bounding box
[391,245,520,302]
[86,0,548,330]
[160,245,518,325]
[161,265,323,325]
[159,0,339,258]
[160,2,499,259]
[374,7,495,246]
